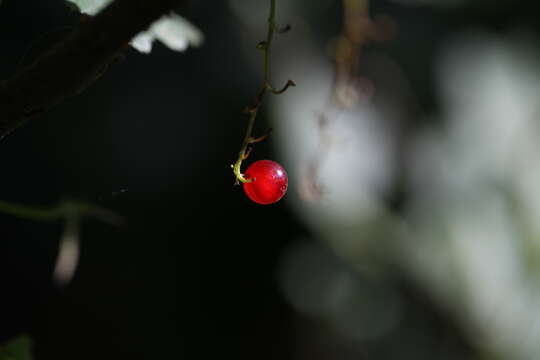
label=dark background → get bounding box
[0,0,538,359]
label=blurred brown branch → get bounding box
[299,0,395,202]
[334,0,394,107]
[0,0,186,138]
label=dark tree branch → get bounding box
[0,0,185,138]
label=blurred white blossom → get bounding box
[404,32,540,360]
[273,55,396,229]
[274,21,540,359]
[65,0,203,53]
[53,215,80,286]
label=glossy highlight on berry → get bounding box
[243,160,288,205]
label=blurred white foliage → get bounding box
[273,55,396,230]
[405,32,540,359]
[65,0,203,53]
[273,21,540,358]
[232,1,540,356]
[130,13,203,53]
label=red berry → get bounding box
[243,160,288,205]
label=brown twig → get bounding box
[0,0,187,138]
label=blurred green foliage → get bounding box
[0,336,32,360]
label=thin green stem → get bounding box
[233,108,258,183]
[232,0,294,184]
[0,198,124,226]
[0,200,63,221]
[263,0,276,85]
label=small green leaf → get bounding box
[0,335,33,360]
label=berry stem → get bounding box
[234,108,258,184]
[232,0,295,184]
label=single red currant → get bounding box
[243,160,288,205]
